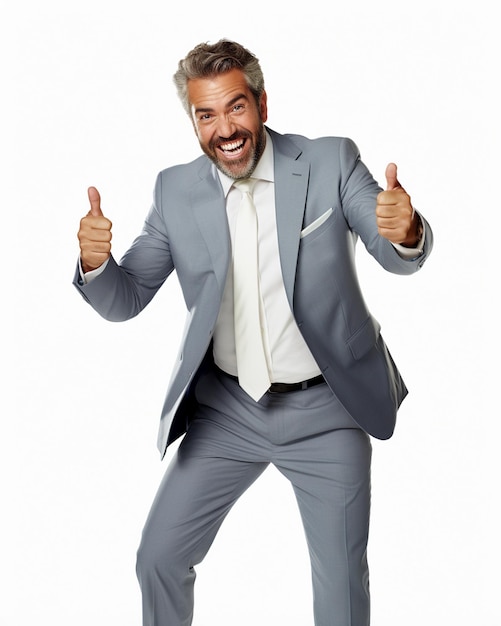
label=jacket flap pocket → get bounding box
[346,316,381,360]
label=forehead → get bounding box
[187,68,252,110]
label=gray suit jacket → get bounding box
[74,128,433,458]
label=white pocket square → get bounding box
[300,208,333,238]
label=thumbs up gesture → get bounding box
[78,187,113,273]
[376,164,420,247]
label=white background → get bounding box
[2,1,499,624]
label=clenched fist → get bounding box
[376,164,420,247]
[78,187,112,273]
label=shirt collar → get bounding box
[215,129,274,197]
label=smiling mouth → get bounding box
[218,138,246,156]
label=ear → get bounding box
[259,90,268,123]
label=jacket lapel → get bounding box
[190,161,231,295]
[270,130,310,309]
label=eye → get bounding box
[232,104,244,112]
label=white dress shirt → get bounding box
[213,132,322,383]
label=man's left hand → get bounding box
[376,163,420,247]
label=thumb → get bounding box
[385,163,401,191]
[87,186,103,217]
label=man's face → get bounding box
[187,68,268,180]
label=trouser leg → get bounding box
[273,394,372,626]
[137,368,372,626]
[136,433,267,626]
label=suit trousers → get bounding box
[136,367,372,626]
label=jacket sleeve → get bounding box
[72,173,175,322]
[338,137,433,275]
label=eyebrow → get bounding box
[194,93,249,115]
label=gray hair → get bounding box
[173,39,265,116]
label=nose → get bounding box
[216,114,236,139]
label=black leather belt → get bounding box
[216,367,325,393]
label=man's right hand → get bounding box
[78,186,113,273]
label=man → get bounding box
[74,40,433,626]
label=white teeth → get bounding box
[220,140,244,152]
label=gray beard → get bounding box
[209,126,266,181]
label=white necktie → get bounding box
[233,179,271,401]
